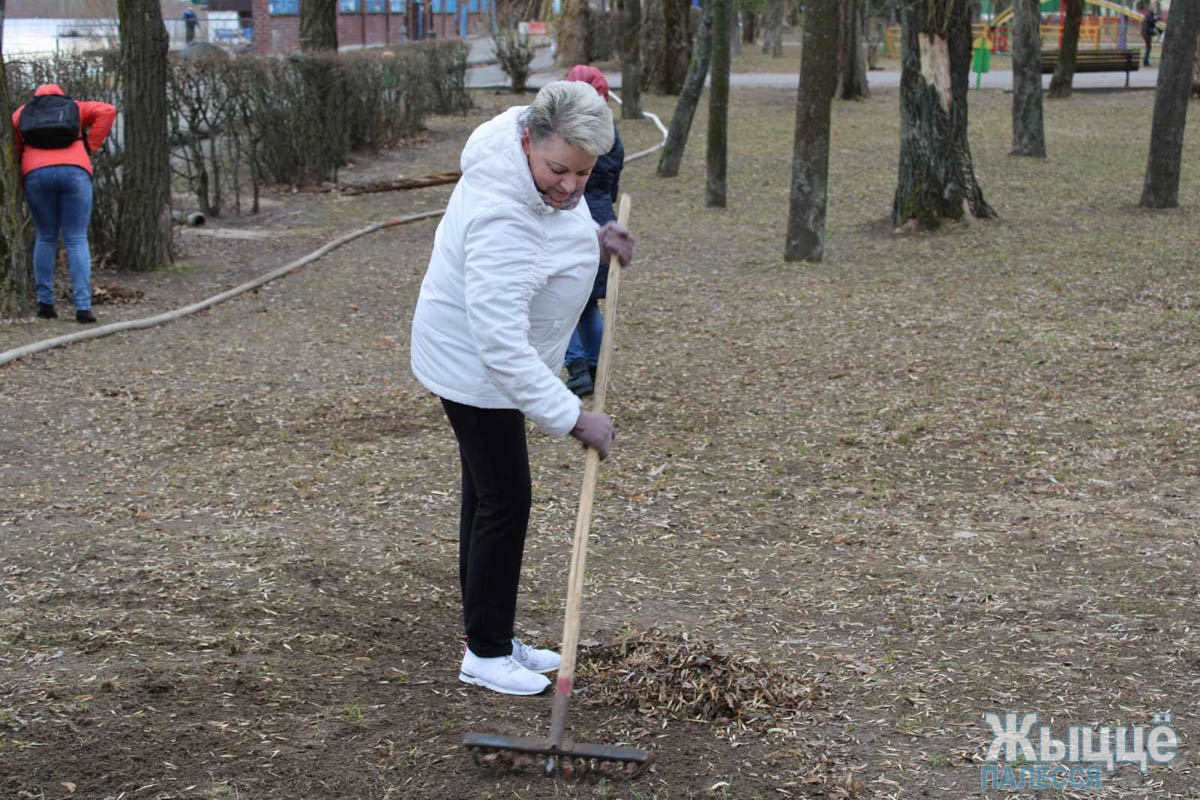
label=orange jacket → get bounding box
[11,84,117,178]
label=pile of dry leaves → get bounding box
[577,629,825,735]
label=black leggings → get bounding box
[440,398,532,658]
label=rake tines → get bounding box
[463,731,651,779]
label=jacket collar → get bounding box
[460,106,556,217]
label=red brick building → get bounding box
[249,0,492,55]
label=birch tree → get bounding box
[838,0,869,99]
[785,0,839,260]
[1011,0,1046,156]
[622,0,644,118]
[707,0,732,206]
[658,0,716,176]
[1047,0,1082,98]
[1142,0,1200,207]
[892,0,995,227]
[762,0,784,56]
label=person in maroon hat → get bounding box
[560,65,625,398]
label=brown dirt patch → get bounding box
[2,87,1198,799]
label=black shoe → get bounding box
[76,309,97,324]
[565,358,594,397]
[36,303,58,319]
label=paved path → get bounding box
[464,39,1160,91]
[465,40,557,85]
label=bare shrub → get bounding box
[419,40,471,114]
[493,22,537,93]
[162,40,471,213]
[2,40,470,262]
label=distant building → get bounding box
[1,0,489,58]
[209,0,254,34]
[248,0,493,55]
[1,1,239,54]
[4,0,114,18]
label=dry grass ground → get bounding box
[720,28,1013,74]
[2,86,1198,799]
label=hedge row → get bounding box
[4,40,470,259]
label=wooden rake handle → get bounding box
[549,193,632,749]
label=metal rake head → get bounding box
[463,732,652,778]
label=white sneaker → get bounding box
[511,638,561,674]
[459,649,551,696]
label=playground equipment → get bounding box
[884,0,1164,57]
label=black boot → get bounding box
[37,303,58,319]
[565,358,594,397]
[76,309,97,324]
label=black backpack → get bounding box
[18,94,82,150]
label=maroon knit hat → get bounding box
[565,65,609,101]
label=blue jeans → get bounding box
[565,299,604,367]
[24,165,94,309]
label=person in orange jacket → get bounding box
[11,84,116,323]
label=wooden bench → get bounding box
[1041,48,1141,88]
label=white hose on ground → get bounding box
[609,91,668,164]
[0,210,443,368]
[1,101,666,368]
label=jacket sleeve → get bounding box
[462,207,582,437]
[610,128,623,207]
[11,107,24,160]
[79,101,117,153]
[583,129,624,226]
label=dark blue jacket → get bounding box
[1142,10,1159,37]
[583,125,623,299]
[584,124,623,227]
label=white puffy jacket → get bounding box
[410,106,599,437]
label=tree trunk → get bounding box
[743,8,757,42]
[1047,0,1082,98]
[892,0,995,228]
[707,0,731,206]
[1010,0,1045,156]
[1141,0,1200,208]
[837,0,869,98]
[300,0,338,51]
[661,0,690,92]
[785,0,839,261]
[1193,33,1200,96]
[730,5,743,54]
[773,0,785,55]
[118,0,172,271]
[558,0,590,66]
[296,54,350,184]
[0,0,33,320]
[763,0,785,56]
[622,0,644,118]
[658,0,716,176]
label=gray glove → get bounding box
[570,410,614,459]
[597,221,635,266]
